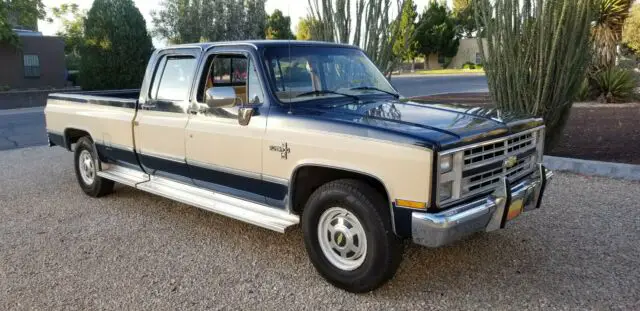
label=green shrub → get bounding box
[0,85,11,92]
[575,77,592,101]
[67,71,79,86]
[80,0,153,90]
[475,63,484,70]
[591,67,637,103]
[462,62,476,69]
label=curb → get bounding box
[393,73,486,78]
[543,156,640,181]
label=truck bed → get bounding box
[48,89,140,109]
[45,89,139,155]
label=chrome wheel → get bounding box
[317,207,367,271]
[78,149,96,185]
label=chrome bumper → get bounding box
[412,164,553,248]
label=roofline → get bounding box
[205,42,259,51]
[159,40,361,52]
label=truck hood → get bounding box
[292,98,544,150]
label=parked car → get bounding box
[45,40,553,293]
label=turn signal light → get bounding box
[395,199,427,210]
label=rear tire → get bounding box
[74,136,114,197]
[302,179,403,293]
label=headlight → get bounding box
[439,181,453,201]
[439,155,453,173]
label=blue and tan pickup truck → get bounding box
[45,40,553,292]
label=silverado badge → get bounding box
[269,143,291,159]
[504,156,518,169]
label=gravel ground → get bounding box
[1,147,639,310]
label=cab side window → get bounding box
[156,57,197,101]
[203,55,248,105]
[247,59,264,104]
[199,54,265,106]
[146,55,197,113]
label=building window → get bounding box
[438,54,446,64]
[475,52,482,64]
[24,54,40,78]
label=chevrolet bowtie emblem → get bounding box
[269,143,291,159]
[504,156,518,169]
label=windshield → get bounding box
[263,46,398,103]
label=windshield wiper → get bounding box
[349,86,400,98]
[295,90,360,101]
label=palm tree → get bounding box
[592,0,632,69]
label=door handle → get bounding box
[140,102,156,110]
[188,105,207,115]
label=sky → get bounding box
[38,0,450,47]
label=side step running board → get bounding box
[98,165,299,233]
[97,164,149,186]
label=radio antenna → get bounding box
[287,3,292,115]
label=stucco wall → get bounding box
[423,38,488,70]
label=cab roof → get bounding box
[163,40,360,51]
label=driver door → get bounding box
[185,50,268,204]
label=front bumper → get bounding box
[412,164,553,248]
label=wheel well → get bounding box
[63,128,91,150]
[290,166,390,215]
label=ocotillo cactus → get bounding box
[475,0,592,150]
[307,0,403,77]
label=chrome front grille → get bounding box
[463,141,506,167]
[459,131,538,197]
[462,132,535,170]
[461,154,536,197]
[466,167,502,192]
[438,128,544,206]
[507,132,534,154]
[438,127,545,207]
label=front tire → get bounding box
[302,179,403,293]
[74,136,114,197]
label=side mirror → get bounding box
[205,87,240,108]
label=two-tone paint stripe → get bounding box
[48,94,137,109]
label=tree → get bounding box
[415,1,460,69]
[0,0,46,47]
[80,0,153,90]
[453,0,477,38]
[307,0,405,77]
[475,0,592,150]
[592,0,632,69]
[47,3,86,70]
[296,17,314,40]
[622,4,640,53]
[392,0,419,71]
[151,0,266,44]
[266,9,294,39]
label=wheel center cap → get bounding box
[334,231,347,247]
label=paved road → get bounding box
[0,75,487,152]
[391,74,488,98]
[1,147,638,310]
[0,107,47,151]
